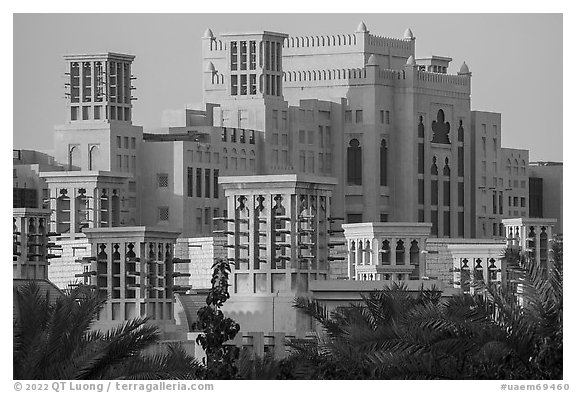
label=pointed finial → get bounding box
[404,28,415,40]
[356,21,368,33]
[205,61,215,72]
[203,28,214,38]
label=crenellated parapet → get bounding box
[366,34,413,50]
[417,70,470,87]
[283,34,357,48]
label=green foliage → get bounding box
[283,244,562,379]
[195,259,241,379]
[13,282,203,380]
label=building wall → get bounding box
[47,237,91,289]
[529,164,563,233]
[501,148,530,221]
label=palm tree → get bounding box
[13,282,204,380]
[288,241,562,379]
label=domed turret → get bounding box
[356,21,368,33]
[403,28,414,40]
[406,55,416,66]
[203,28,214,39]
[366,54,378,66]
[458,61,470,74]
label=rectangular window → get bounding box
[319,126,324,147]
[308,130,314,145]
[355,110,363,123]
[272,133,278,145]
[281,134,288,146]
[431,180,438,205]
[249,74,256,95]
[299,151,305,172]
[116,136,122,148]
[272,110,278,129]
[347,214,363,224]
[124,154,129,170]
[249,41,256,70]
[431,210,438,236]
[94,106,101,120]
[380,213,389,222]
[386,110,390,125]
[231,41,238,71]
[131,137,136,149]
[158,207,169,222]
[204,169,211,198]
[458,182,464,207]
[240,75,247,95]
[196,208,202,231]
[273,149,279,164]
[281,150,288,165]
[231,75,238,96]
[513,197,518,207]
[443,181,450,206]
[71,106,79,120]
[82,106,90,120]
[458,212,464,237]
[493,138,498,154]
[196,168,202,198]
[520,197,526,208]
[380,110,384,124]
[157,173,168,188]
[345,110,352,123]
[213,169,219,199]
[231,129,237,143]
[281,111,287,130]
[458,146,464,177]
[418,143,424,174]
[443,211,451,237]
[124,137,129,149]
[116,155,122,169]
[204,207,211,225]
[299,130,306,144]
[418,210,425,223]
[418,179,424,204]
[240,41,247,70]
[308,152,315,173]
[205,152,211,163]
[187,167,193,197]
[197,151,202,162]
[325,126,331,147]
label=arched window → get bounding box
[507,159,512,175]
[69,145,80,170]
[381,240,390,265]
[347,139,362,185]
[89,145,100,171]
[431,156,438,175]
[396,240,405,265]
[443,157,451,176]
[380,139,388,186]
[514,159,519,175]
[418,115,424,138]
[409,240,420,279]
[458,119,464,142]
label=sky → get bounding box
[13,13,563,161]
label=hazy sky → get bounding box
[13,13,562,161]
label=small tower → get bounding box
[64,53,136,124]
[217,174,340,334]
[77,226,191,335]
[13,208,61,280]
[502,218,557,273]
